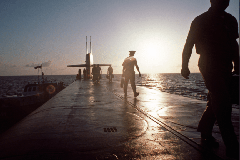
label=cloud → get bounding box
[25,60,52,67]
[42,60,52,67]
[25,63,37,67]
[10,64,17,68]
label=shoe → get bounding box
[134,92,139,97]
[201,135,219,148]
[226,144,239,159]
[226,142,239,159]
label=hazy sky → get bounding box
[0,0,238,76]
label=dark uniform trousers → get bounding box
[124,71,136,94]
[197,56,239,149]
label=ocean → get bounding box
[0,73,238,108]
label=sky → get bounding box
[0,0,239,76]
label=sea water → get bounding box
[137,73,208,101]
[0,75,76,96]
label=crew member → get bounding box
[92,65,97,82]
[83,68,87,80]
[122,51,141,97]
[96,64,101,82]
[181,0,239,158]
[107,65,113,82]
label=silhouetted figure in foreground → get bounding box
[122,51,141,97]
[107,65,113,82]
[181,0,239,159]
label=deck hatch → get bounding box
[104,127,117,132]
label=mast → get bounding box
[90,36,92,54]
[86,36,88,55]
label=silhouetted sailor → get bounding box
[87,69,90,79]
[96,64,101,81]
[122,51,141,97]
[107,65,113,82]
[83,68,87,80]
[76,69,81,80]
[181,0,239,159]
[92,65,97,82]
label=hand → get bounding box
[139,73,141,77]
[233,66,239,75]
[181,68,190,79]
[232,70,239,75]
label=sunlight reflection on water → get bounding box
[137,73,208,101]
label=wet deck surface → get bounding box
[0,78,238,160]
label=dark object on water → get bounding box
[0,78,65,134]
[230,75,239,105]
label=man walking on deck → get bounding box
[122,51,141,97]
[181,0,239,159]
[107,65,113,82]
[83,68,87,80]
[92,65,97,82]
[96,64,101,82]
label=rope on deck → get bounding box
[105,86,224,160]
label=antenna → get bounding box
[90,36,92,54]
[86,36,88,55]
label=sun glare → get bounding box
[139,38,170,71]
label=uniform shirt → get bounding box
[96,66,101,74]
[92,67,97,74]
[122,56,137,73]
[108,67,113,74]
[183,7,238,70]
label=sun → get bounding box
[142,40,169,63]
[144,43,159,55]
[134,36,174,73]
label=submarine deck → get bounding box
[0,78,238,160]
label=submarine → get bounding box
[67,36,111,79]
